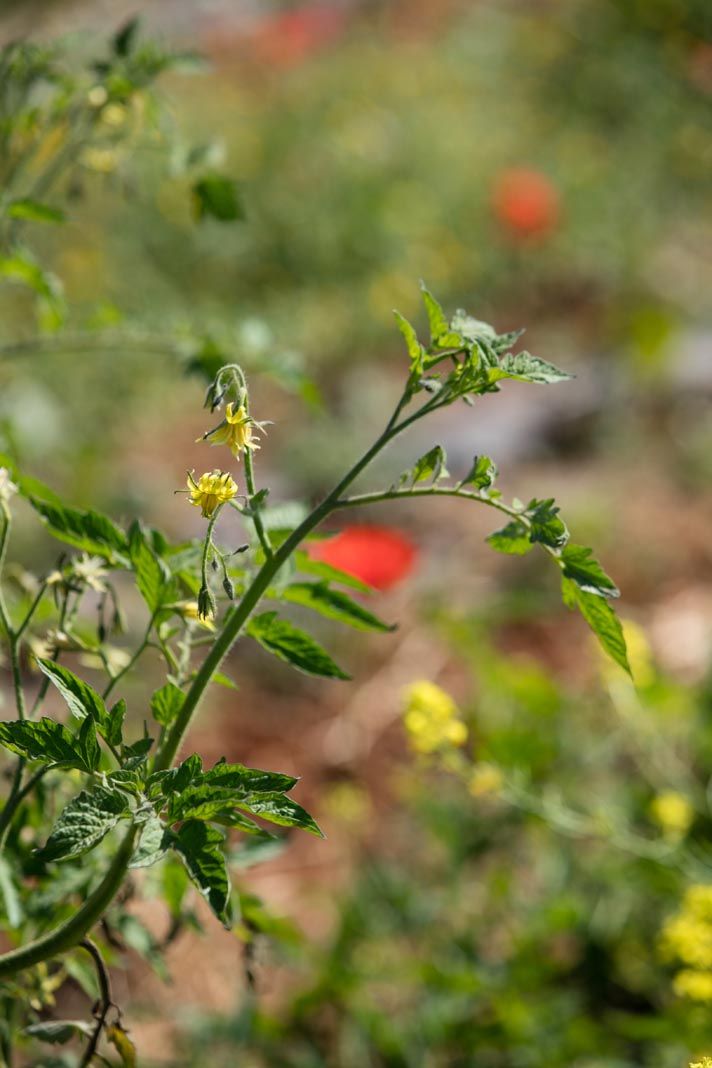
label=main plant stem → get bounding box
[0,388,416,977]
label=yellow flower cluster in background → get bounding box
[402,680,467,754]
[691,1058,712,1067]
[649,791,694,838]
[660,884,712,1002]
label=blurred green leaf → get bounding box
[192,174,245,222]
[281,582,395,633]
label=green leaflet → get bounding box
[28,496,129,561]
[561,544,619,598]
[130,811,169,869]
[562,577,630,675]
[202,760,299,795]
[393,310,424,374]
[420,282,462,348]
[172,820,232,926]
[486,520,533,556]
[247,611,350,680]
[281,582,395,633]
[295,550,372,592]
[129,520,171,612]
[460,455,497,491]
[400,444,449,488]
[236,792,324,838]
[488,352,572,385]
[0,717,100,773]
[107,698,126,749]
[150,682,185,727]
[527,499,569,550]
[36,659,107,726]
[192,174,245,222]
[449,309,497,343]
[37,786,129,862]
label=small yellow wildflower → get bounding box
[649,791,694,838]
[673,969,712,1002]
[690,1058,712,1067]
[186,470,238,518]
[198,403,264,460]
[402,680,467,754]
[468,763,504,798]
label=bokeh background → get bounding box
[1,1,712,1065]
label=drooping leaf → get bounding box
[247,612,350,680]
[192,174,245,222]
[561,544,619,598]
[150,682,184,728]
[489,352,572,385]
[0,717,99,772]
[236,792,324,838]
[36,659,107,727]
[486,519,533,556]
[29,497,129,561]
[37,787,129,862]
[460,455,497,491]
[172,820,231,926]
[295,550,371,592]
[562,578,630,675]
[129,520,170,612]
[107,698,126,749]
[281,582,395,633]
[24,1020,93,1045]
[526,498,569,550]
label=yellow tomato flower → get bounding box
[649,791,694,838]
[186,470,238,518]
[198,403,264,460]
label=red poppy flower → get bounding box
[308,525,418,591]
[250,5,347,69]
[492,168,560,240]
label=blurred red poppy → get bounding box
[492,168,560,240]
[308,525,418,591]
[251,5,347,69]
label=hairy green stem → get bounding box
[0,824,136,979]
[154,399,413,772]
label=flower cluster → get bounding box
[402,680,467,754]
[660,884,712,1001]
[691,1059,712,1068]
